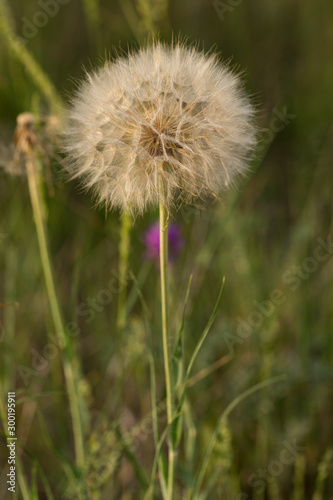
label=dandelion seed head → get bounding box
[0,112,57,178]
[14,112,38,156]
[64,42,256,214]
[16,112,34,128]
[0,112,37,176]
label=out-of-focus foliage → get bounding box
[0,0,332,498]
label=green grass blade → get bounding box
[183,398,197,480]
[172,274,193,391]
[83,0,101,48]
[37,465,56,500]
[175,276,225,425]
[0,0,62,114]
[126,261,152,317]
[170,277,225,453]
[185,276,225,385]
[312,448,333,500]
[292,454,306,500]
[130,271,168,499]
[170,274,193,447]
[16,454,31,500]
[268,478,282,500]
[144,409,183,500]
[117,0,144,40]
[189,374,287,500]
[115,426,149,489]
[31,462,39,500]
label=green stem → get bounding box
[116,211,131,332]
[16,454,31,500]
[82,0,102,50]
[26,157,85,468]
[159,181,175,499]
[0,0,63,115]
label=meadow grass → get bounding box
[0,0,332,499]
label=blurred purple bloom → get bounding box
[142,222,184,263]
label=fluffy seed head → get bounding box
[63,42,256,214]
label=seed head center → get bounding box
[140,115,182,159]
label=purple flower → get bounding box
[142,222,184,263]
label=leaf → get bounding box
[144,409,183,500]
[130,271,168,499]
[16,454,31,500]
[31,463,39,500]
[172,274,193,394]
[37,465,56,500]
[115,426,149,489]
[312,448,333,500]
[171,275,193,448]
[175,277,226,430]
[185,277,225,385]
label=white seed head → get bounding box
[63,42,256,214]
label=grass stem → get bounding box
[0,0,62,115]
[116,211,131,332]
[26,157,85,468]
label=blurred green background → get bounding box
[0,0,332,498]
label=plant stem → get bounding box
[116,211,131,332]
[26,157,85,468]
[159,181,175,499]
[0,0,63,115]
[82,0,102,51]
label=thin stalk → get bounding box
[116,211,131,331]
[3,246,18,394]
[117,0,145,40]
[130,270,168,498]
[25,157,85,468]
[0,0,63,115]
[115,211,131,409]
[159,180,175,499]
[83,0,102,50]
[115,426,149,489]
[16,454,31,500]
